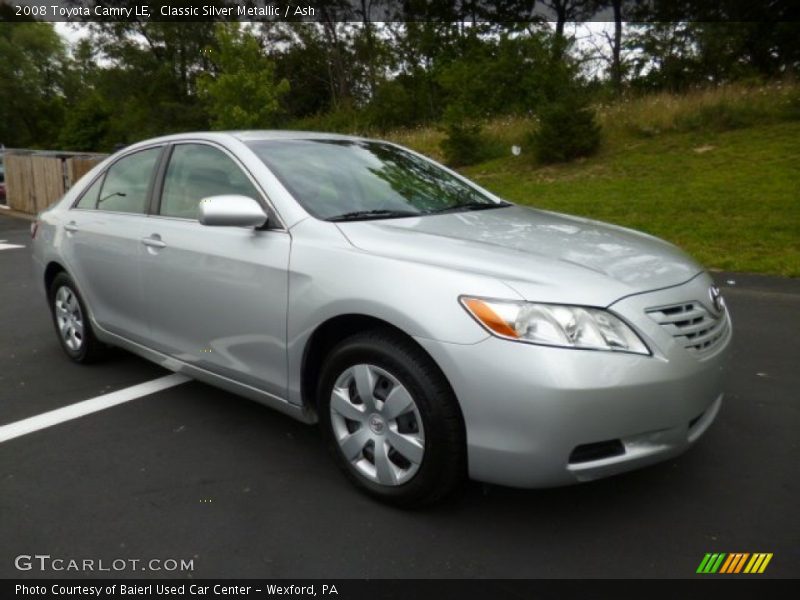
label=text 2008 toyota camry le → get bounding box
[31,131,731,506]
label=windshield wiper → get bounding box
[327,209,420,222]
[427,201,510,215]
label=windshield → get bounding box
[246,139,507,221]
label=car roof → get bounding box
[230,130,366,142]
[137,130,366,144]
[117,130,373,154]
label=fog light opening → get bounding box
[569,439,626,464]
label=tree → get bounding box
[583,1,627,95]
[0,22,68,148]
[263,24,337,119]
[436,30,557,117]
[541,0,596,58]
[624,1,800,91]
[198,24,289,130]
[81,20,218,144]
[609,0,623,93]
[625,23,698,92]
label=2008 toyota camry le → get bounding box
[31,131,731,506]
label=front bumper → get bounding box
[416,273,731,488]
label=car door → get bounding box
[61,145,163,343]
[140,142,290,399]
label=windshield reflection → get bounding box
[247,139,507,221]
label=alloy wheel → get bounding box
[54,286,84,352]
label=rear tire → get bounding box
[48,272,107,364]
[318,329,466,507]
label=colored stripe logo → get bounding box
[697,553,773,574]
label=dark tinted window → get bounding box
[97,147,161,214]
[160,144,260,219]
[246,139,503,221]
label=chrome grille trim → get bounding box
[646,301,728,355]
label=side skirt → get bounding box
[93,323,317,425]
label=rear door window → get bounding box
[97,147,161,214]
[75,175,104,210]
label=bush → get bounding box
[530,98,602,164]
[674,100,758,132]
[289,106,369,135]
[785,89,800,121]
[366,78,433,132]
[439,120,488,167]
[438,102,496,167]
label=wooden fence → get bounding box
[3,152,107,215]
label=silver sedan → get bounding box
[31,132,731,506]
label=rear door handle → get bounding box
[64,223,78,233]
[141,235,166,249]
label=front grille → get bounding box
[647,301,728,355]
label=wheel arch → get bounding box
[44,261,67,296]
[300,313,463,425]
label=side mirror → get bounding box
[198,195,268,228]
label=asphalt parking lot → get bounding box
[0,212,797,579]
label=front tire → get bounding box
[318,329,466,507]
[48,272,107,363]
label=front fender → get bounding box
[284,218,517,406]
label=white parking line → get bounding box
[0,239,25,251]
[0,373,190,443]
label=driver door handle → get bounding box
[141,235,166,249]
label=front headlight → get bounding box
[461,296,650,355]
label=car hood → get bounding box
[335,205,703,306]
